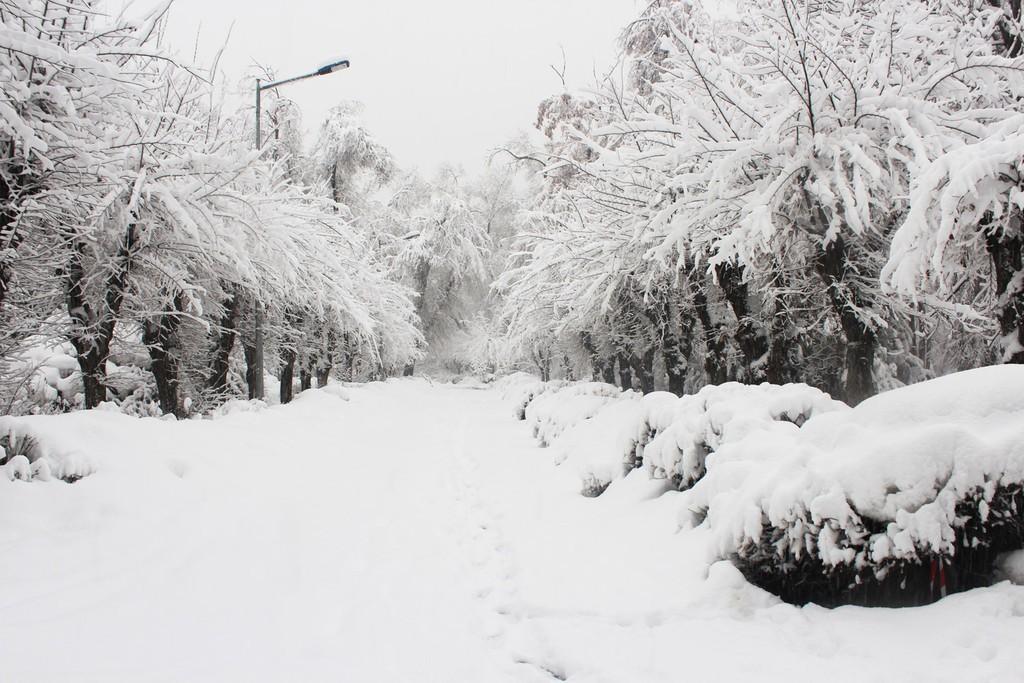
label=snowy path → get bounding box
[2,380,1024,682]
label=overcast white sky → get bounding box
[133,0,643,175]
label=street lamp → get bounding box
[250,57,351,401]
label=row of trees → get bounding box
[496,0,1024,404]
[0,0,501,416]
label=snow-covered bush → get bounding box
[523,379,842,498]
[553,391,678,496]
[643,383,846,491]
[0,419,93,483]
[685,366,1024,606]
[0,337,82,414]
[523,381,625,447]
[506,378,569,421]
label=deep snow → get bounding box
[2,380,1024,682]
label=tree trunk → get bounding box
[616,351,633,390]
[315,329,336,387]
[144,292,185,417]
[65,223,137,409]
[663,313,693,396]
[78,356,109,409]
[580,331,604,382]
[0,154,39,316]
[300,367,313,392]
[533,347,551,382]
[640,347,656,393]
[655,292,693,396]
[208,289,241,397]
[582,331,617,385]
[716,262,769,383]
[691,281,729,385]
[764,311,793,385]
[986,224,1024,363]
[280,347,297,404]
[243,341,260,400]
[814,236,876,405]
[628,348,655,394]
[601,361,616,385]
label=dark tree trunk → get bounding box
[986,225,1024,363]
[764,311,792,385]
[561,354,575,381]
[208,289,241,397]
[601,361,616,385]
[78,355,109,409]
[580,331,603,382]
[0,153,41,315]
[144,292,185,417]
[691,282,729,385]
[533,347,552,382]
[663,312,694,396]
[814,236,876,405]
[403,363,415,377]
[655,292,694,396]
[581,331,617,384]
[65,223,137,409]
[638,347,656,394]
[243,341,260,400]
[616,351,634,390]
[300,366,313,392]
[316,343,334,386]
[315,329,336,387]
[331,160,340,203]
[280,347,297,404]
[716,262,769,383]
[342,348,354,382]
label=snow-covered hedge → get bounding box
[524,381,626,447]
[677,366,1024,606]
[506,368,1024,606]
[499,375,569,421]
[552,391,678,496]
[0,419,95,483]
[518,379,839,499]
[643,382,845,491]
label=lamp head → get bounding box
[317,59,351,76]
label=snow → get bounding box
[2,378,1024,681]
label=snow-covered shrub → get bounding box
[523,381,624,447]
[643,382,846,491]
[554,391,678,496]
[0,420,92,483]
[686,366,1024,606]
[104,360,163,417]
[507,378,569,421]
[0,336,83,415]
[207,398,269,419]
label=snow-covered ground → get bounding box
[2,380,1023,682]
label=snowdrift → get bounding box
[511,367,1024,607]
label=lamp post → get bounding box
[250,58,350,400]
